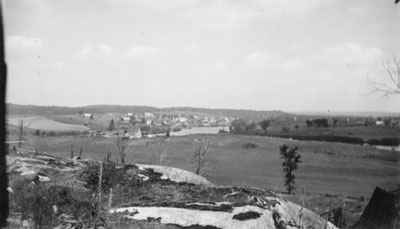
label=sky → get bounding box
[4,0,400,112]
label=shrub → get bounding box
[172,126,182,132]
[368,138,400,146]
[279,145,301,194]
[242,142,258,149]
[80,161,127,192]
[230,119,248,134]
[10,178,93,228]
[267,134,365,145]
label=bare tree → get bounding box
[115,134,131,165]
[17,119,36,148]
[149,138,170,165]
[191,139,211,176]
[368,57,400,98]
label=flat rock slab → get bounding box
[137,164,215,187]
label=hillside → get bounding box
[7,153,337,229]
[293,111,400,117]
[7,103,287,120]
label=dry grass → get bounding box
[7,117,89,132]
[18,133,400,199]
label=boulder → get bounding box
[352,186,400,229]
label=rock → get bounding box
[232,211,262,221]
[111,196,337,229]
[7,155,337,229]
[137,164,215,187]
[352,186,400,229]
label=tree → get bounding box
[368,57,400,98]
[115,134,131,165]
[332,119,338,128]
[149,138,170,165]
[129,116,137,126]
[191,140,211,176]
[313,118,329,128]
[17,119,36,148]
[229,119,247,134]
[279,145,301,194]
[108,119,114,131]
[260,119,271,133]
[305,120,312,128]
[245,121,257,132]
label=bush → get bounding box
[172,126,182,132]
[267,134,365,145]
[230,119,248,134]
[282,127,290,132]
[368,138,400,147]
[81,161,125,192]
[10,178,93,228]
[242,142,258,149]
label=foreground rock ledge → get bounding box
[7,154,337,229]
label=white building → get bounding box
[83,113,92,118]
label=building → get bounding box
[127,127,142,139]
[83,113,92,118]
[144,112,154,118]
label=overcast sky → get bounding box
[4,0,400,112]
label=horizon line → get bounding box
[6,102,400,115]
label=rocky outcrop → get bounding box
[352,187,400,229]
[137,164,215,187]
[7,154,337,229]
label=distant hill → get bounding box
[293,111,400,117]
[6,103,287,120]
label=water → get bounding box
[170,126,230,136]
[375,145,400,152]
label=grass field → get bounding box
[7,116,90,132]
[268,124,400,142]
[14,133,399,199]
[48,114,121,130]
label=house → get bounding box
[174,116,188,123]
[83,113,92,118]
[129,128,142,139]
[376,121,385,126]
[144,118,152,125]
[217,117,230,126]
[127,113,133,117]
[144,112,154,118]
[200,119,210,127]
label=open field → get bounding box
[7,130,400,227]
[268,123,400,142]
[7,116,90,132]
[12,133,399,198]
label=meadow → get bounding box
[15,132,399,198]
[267,121,400,142]
[7,116,90,132]
[7,114,400,226]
